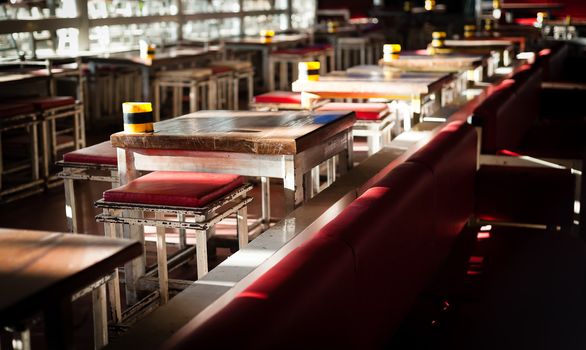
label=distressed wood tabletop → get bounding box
[110,110,356,155]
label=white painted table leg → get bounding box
[237,196,249,249]
[261,176,271,228]
[64,177,78,233]
[92,283,108,349]
[155,212,169,305]
[195,230,208,278]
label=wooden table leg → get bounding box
[92,283,108,349]
[117,148,144,305]
[43,297,73,350]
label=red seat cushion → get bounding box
[210,66,233,74]
[62,141,117,166]
[17,96,75,110]
[103,171,244,207]
[0,103,35,119]
[272,46,325,55]
[316,102,388,120]
[252,91,302,105]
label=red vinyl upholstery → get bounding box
[316,102,388,120]
[17,96,75,110]
[316,162,436,348]
[103,171,244,207]
[0,103,35,119]
[210,66,233,74]
[271,47,325,55]
[407,121,477,253]
[252,91,302,105]
[62,141,117,166]
[475,165,575,227]
[165,237,356,350]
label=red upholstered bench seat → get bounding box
[210,66,233,74]
[62,141,117,166]
[252,91,302,105]
[103,171,244,207]
[316,102,389,120]
[0,103,35,119]
[16,96,76,110]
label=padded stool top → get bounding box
[156,68,213,80]
[252,91,302,105]
[0,103,35,119]
[210,66,233,75]
[17,96,76,110]
[272,47,325,56]
[209,60,252,71]
[63,141,117,166]
[103,171,245,207]
[316,102,388,121]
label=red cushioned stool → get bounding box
[18,95,85,182]
[0,102,44,201]
[209,65,236,109]
[317,102,394,156]
[57,141,119,233]
[154,68,213,121]
[95,171,253,305]
[268,46,330,91]
[209,61,254,110]
[250,91,327,111]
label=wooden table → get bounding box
[378,50,487,84]
[223,34,309,90]
[443,39,516,68]
[109,109,355,303]
[292,66,453,129]
[0,228,142,349]
[87,46,220,100]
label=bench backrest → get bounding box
[473,64,542,154]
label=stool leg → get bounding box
[268,58,275,91]
[237,195,249,249]
[195,230,208,278]
[189,83,198,113]
[30,121,39,183]
[41,119,49,180]
[279,61,288,91]
[261,176,271,229]
[311,166,320,196]
[247,73,254,106]
[9,327,31,350]
[91,283,108,349]
[155,212,169,304]
[233,77,239,110]
[326,157,335,186]
[154,80,161,122]
[103,216,122,323]
[177,213,187,250]
[64,177,77,233]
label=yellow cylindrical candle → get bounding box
[383,44,401,62]
[431,31,447,48]
[425,0,435,11]
[123,102,154,133]
[298,61,320,81]
[260,29,275,42]
[464,24,476,38]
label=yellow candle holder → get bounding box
[425,0,435,11]
[484,18,493,31]
[383,44,401,62]
[326,20,338,33]
[298,61,320,82]
[403,1,411,12]
[123,102,154,133]
[431,31,446,48]
[464,24,476,38]
[260,29,275,42]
